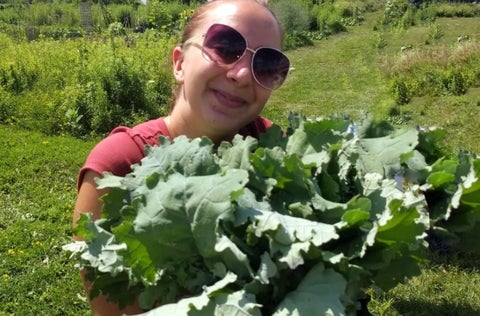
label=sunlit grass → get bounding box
[268,12,480,156]
[369,252,480,315]
[0,125,97,315]
[267,13,394,127]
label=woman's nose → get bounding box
[225,53,254,87]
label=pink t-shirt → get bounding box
[78,116,272,189]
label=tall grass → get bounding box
[384,40,480,102]
[432,2,480,18]
[0,31,175,136]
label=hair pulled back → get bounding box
[181,0,282,46]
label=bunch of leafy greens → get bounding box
[64,114,480,315]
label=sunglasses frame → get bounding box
[183,23,290,90]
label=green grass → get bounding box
[266,12,393,127]
[267,13,480,153]
[1,125,479,315]
[0,125,96,315]
[369,252,480,315]
[1,6,480,316]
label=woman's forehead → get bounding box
[198,2,281,46]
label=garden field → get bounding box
[1,0,480,315]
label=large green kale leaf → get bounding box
[64,113,480,315]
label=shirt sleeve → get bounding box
[77,130,145,190]
[77,118,169,191]
[77,116,271,190]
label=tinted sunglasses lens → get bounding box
[253,48,290,89]
[203,24,246,64]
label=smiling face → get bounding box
[168,0,284,143]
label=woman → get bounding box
[73,0,290,314]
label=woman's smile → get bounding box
[212,88,248,109]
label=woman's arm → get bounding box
[74,170,144,316]
[74,170,106,224]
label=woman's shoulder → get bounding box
[112,117,170,145]
[78,117,170,187]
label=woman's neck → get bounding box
[164,113,235,146]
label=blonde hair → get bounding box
[181,0,280,46]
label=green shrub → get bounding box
[444,69,467,96]
[420,69,446,96]
[312,2,347,36]
[0,86,17,124]
[74,81,110,136]
[377,0,418,30]
[384,0,411,22]
[108,21,126,36]
[0,62,40,94]
[414,3,436,24]
[374,32,388,50]
[3,2,80,27]
[283,31,314,50]
[0,26,176,137]
[146,0,174,31]
[385,40,480,102]
[390,76,410,105]
[71,36,173,135]
[102,59,150,126]
[335,0,365,26]
[113,4,136,28]
[425,22,443,45]
[308,0,367,35]
[0,22,26,41]
[0,1,194,38]
[432,2,480,18]
[271,0,310,34]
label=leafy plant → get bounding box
[377,0,416,30]
[312,2,347,36]
[146,0,174,31]
[390,76,410,105]
[271,0,310,35]
[64,114,480,315]
[431,2,480,18]
[425,22,443,45]
[384,40,480,103]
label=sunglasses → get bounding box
[184,23,290,90]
